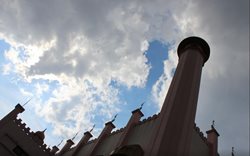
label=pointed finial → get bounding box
[111,114,118,122]
[43,128,47,133]
[22,98,32,107]
[139,102,145,110]
[57,139,63,147]
[72,131,79,140]
[212,120,215,128]
[232,147,234,156]
[89,124,95,133]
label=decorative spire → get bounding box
[232,147,234,156]
[89,124,95,133]
[22,98,32,107]
[34,128,46,141]
[72,131,79,141]
[57,139,64,147]
[139,102,145,110]
[111,114,118,122]
[212,120,215,128]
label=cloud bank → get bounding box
[0,0,248,154]
[0,0,183,138]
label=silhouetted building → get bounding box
[0,37,220,156]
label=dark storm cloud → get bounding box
[187,0,249,155]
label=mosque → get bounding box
[0,37,221,156]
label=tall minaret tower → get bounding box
[148,36,210,156]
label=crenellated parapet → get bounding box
[109,127,124,136]
[87,138,98,144]
[12,116,51,153]
[13,118,31,135]
[138,113,159,126]
[193,123,209,145]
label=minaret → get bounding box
[88,116,116,156]
[50,146,59,155]
[116,105,144,148]
[57,139,74,156]
[0,104,25,128]
[206,122,220,156]
[72,130,93,156]
[231,147,234,156]
[148,37,210,156]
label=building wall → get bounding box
[62,115,210,156]
[0,118,51,156]
[94,131,123,155]
[0,105,212,156]
[0,142,14,156]
[65,140,95,156]
[125,115,160,154]
[190,128,210,156]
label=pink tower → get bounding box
[149,36,210,156]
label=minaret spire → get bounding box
[111,114,118,122]
[212,120,215,128]
[72,131,79,140]
[57,139,64,147]
[89,124,95,133]
[22,98,32,107]
[139,102,145,110]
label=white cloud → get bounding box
[152,49,178,108]
[0,0,248,154]
[2,63,12,75]
[0,0,184,139]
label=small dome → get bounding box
[34,129,46,141]
[177,36,210,63]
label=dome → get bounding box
[177,36,210,63]
[34,129,46,141]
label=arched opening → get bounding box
[110,144,144,156]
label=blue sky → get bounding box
[0,0,249,155]
[0,38,171,146]
[0,39,167,151]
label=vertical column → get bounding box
[72,131,93,156]
[88,121,115,156]
[206,125,220,156]
[149,37,210,156]
[57,139,74,156]
[0,104,25,128]
[116,108,144,148]
[50,146,59,155]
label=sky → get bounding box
[0,0,249,155]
